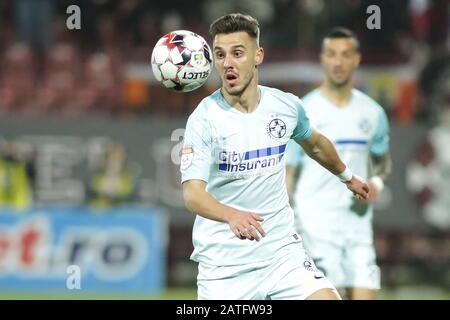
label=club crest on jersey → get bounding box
[180,146,193,170]
[359,118,371,134]
[267,118,287,139]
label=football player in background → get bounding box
[286,27,392,300]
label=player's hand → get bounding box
[358,180,380,204]
[344,175,369,201]
[227,210,266,241]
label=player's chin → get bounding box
[224,84,243,96]
[331,76,350,86]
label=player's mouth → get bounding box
[332,68,345,77]
[225,73,238,86]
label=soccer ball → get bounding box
[151,30,212,92]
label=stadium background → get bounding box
[0,0,449,299]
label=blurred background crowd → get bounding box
[0,0,448,119]
[0,0,449,298]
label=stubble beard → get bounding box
[329,74,351,89]
[224,71,255,97]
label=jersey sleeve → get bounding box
[180,111,213,183]
[370,107,390,156]
[291,99,313,141]
[285,139,305,168]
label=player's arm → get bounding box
[371,152,392,182]
[363,105,391,203]
[182,179,266,241]
[296,128,369,200]
[285,139,302,201]
[362,152,392,203]
[285,165,298,200]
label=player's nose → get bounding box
[223,56,233,68]
[332,57,344,66]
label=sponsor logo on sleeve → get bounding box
[180,147,194,170]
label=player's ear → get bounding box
[255,47,264,68]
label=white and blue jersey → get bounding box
[286,88,390,239]
[181,85,312,266]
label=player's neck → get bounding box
[320,81,353,107]
[221,76,260,113]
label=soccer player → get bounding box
[285,28,392,300]
[181,14,369,300]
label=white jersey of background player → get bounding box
[286,28,392,300]
[181,14,369,300]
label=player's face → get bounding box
[320,38,361,87]
[213,31,264,96]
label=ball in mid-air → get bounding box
[151,30,212,92]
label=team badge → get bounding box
[359,118,371,134]
[267,118,287,138]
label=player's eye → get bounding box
[234,51,243,57]
[214,51,224,59]
[343,52,352,58]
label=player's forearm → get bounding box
[301,133,346,175]
[285,166,297,199]
[183,182,235,223]
[370,153,392,182]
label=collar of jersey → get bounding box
[316,88,356,110]
[214,86,264,115]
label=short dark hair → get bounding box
[209,13,260,46]
[322,27,360,52]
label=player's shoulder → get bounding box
[299,88,322,112]
[187,89,221,122]
[301,88,321,103]
[261,85,302,107]
[352,89,385,114]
